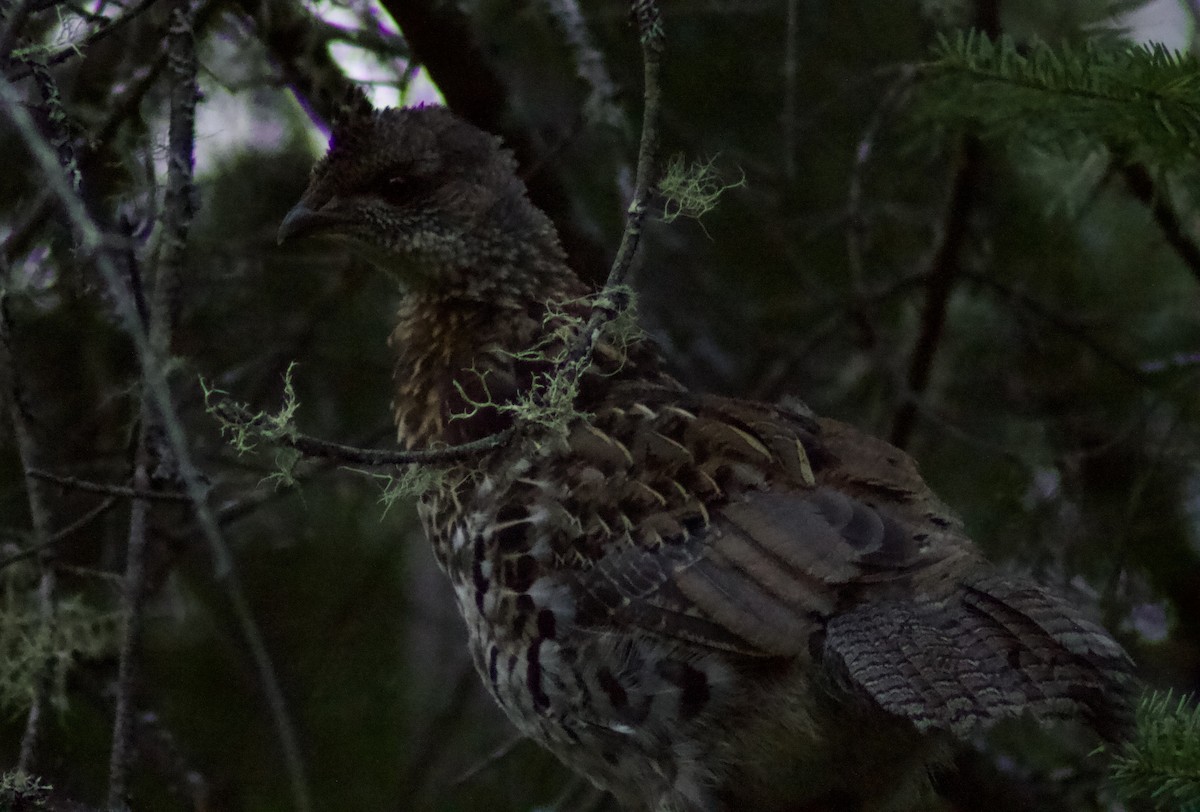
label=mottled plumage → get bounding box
[279,104,1134,811]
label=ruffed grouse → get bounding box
[278,104,1134,811]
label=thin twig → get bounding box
[200,425,396,531]
[107,451,151,810]
[0,294,58,772]
[1,189,53,267]
[0,496,120,573]
[959,269,1149,383]
[107,0,204,797]
[889,135,982,449]
[212,395,514,465]
[21,56,81,191]
[750,270,930,400]
[17,569,56,770]
[287,425,516,465]
[886,0,999,447]
[451,732,525,786]
[0,39,315,812]
[30,469,191,502]
[95,47,172,145]
[6,0,161,78]
[844,67,916,348]
[605,0,663,291]
[552,0,663,393]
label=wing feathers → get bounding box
[825,578,1133,739]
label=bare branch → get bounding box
[107,0,202,800]
[18,0,161,75]
[451,733,525,786]
[844,67,916,349]
[889,135,982,449]
[1120,162,1200,287]
[29,469,191,503]
[106,451,151,810]
[551,0,663,395]
[0,294,58,772]
[888,0,1000,449]
[0,497,120,573]
[959,269,1149,384]
[214,396,517,466]
[0,34,314,812]
[287,425,516,465]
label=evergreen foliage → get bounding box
[917,31,1200,164]
[1108,691,1200,810]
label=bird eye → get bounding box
[380,174,436,205]
[379,176,412,204]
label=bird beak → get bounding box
[277,202,343,245]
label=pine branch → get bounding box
[1107,691,1200,810]
[918,31,1200,165]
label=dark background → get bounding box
[1,0,1197,809]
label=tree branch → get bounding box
[552,0,663,392]
[5,0,161,80]
[287,426,516,465]
[889,134,983,449]
[0,294,59,773]
[29,469,191,502]
[1120,162,1200,287]
[959,269,1149,384]
[0,39,314,812]
[844,67,916,350]
[0,496,119,573]
[107,2,200,803]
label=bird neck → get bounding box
[402,207,575,303]
[389,258,635,450]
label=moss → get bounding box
[657,153,745,227]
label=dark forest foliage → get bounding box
[1,0,1198,809]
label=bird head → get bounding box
[278,104,566,297]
